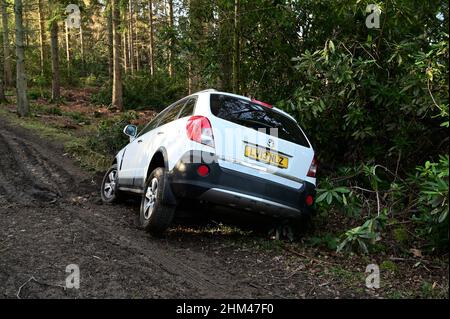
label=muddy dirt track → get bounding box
[0,118,364,299]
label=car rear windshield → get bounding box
[210,94,310,147]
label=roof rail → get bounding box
[194,89,218,94]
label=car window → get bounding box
[137,99,187,137]
[137,109,168,137]
[158,99,187,127]
[178,97,197,118]
[210,94,310,147]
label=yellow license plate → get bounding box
[244,146,289,169]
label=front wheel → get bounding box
[101,164,121,204]
[139,167,175,234]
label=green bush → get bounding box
[28,87,50,100]
[87,111,139,156]
[31,104,62,116]
[413,155,449,250]
[81,74,105,87]
[63,111,91,125]
[337,211,388,254]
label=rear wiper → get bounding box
[230,109,266,116]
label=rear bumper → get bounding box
[167,151,316,219]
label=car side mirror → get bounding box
[123,125,137,142]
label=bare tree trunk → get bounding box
[0,77,6,102]
[167,0,174,77]
[1,0,12,87]
[107,5,113,81]
[128,0,135,74]
[123,31,128,72]
[187,0,195,93]
[37,0,47,75]
[112,0,123,110]
[218,1,232,92]
[135,19,140,72]
[123,9,129,74]
[232,0,240,94]
[80,24,85,72]
[148,0,155,76]
[50,20,60,101]
[188,61,192,95]
[24,5,29,46]
[14,0,29,116]
[65,22,71,77]
[0,52,6,102]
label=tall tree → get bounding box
[167,0,174,77]
[0,76,6,102]
[14,0,29,116]
[65,21,71,76]
[1,0,12,87]
[37,0,47,75]
[135,9,140,72]
[148,0,155,76]
[107,4,113,80]
[123,8,129,74]
[79,24,85,72]
[217,0,232,91]
[187,0,202,93]
[48,0,60,101]
[128,0,135,74]
[232,0,240,94]
[0,44,6,102]
[50,19,60,101]
[112,0,123,110]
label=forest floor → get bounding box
[0,88,448,299]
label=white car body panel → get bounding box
[116,90,316,190]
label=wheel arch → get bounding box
[145,147,169,181]
[145,147,177,206]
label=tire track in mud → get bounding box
[0,129,76,201]
[64,198,252,297]
[0,131,53,205]
[0,121,261,298]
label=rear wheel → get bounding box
[139,167,175,234]
[101,164,121,204]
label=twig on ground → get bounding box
[284,265,306,279]
[16,276,66,299]
[16,276,36,299]
[283,246,338,266]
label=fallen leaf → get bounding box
[410,248,423,258]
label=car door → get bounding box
[131,99,189,188]
[119,111,167,187]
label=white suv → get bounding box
[101,90,317,233]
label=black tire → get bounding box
[100,164,122,204]
[139,167,175,234]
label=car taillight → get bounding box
[197,164,210,177]
[186,116,215,148]
[307,155,317,178]
[305,195,314,206]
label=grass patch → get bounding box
[328,265,365,286]
[0,107,109,172]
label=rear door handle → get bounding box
[157,132,164,135]
[137,139,143,143]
